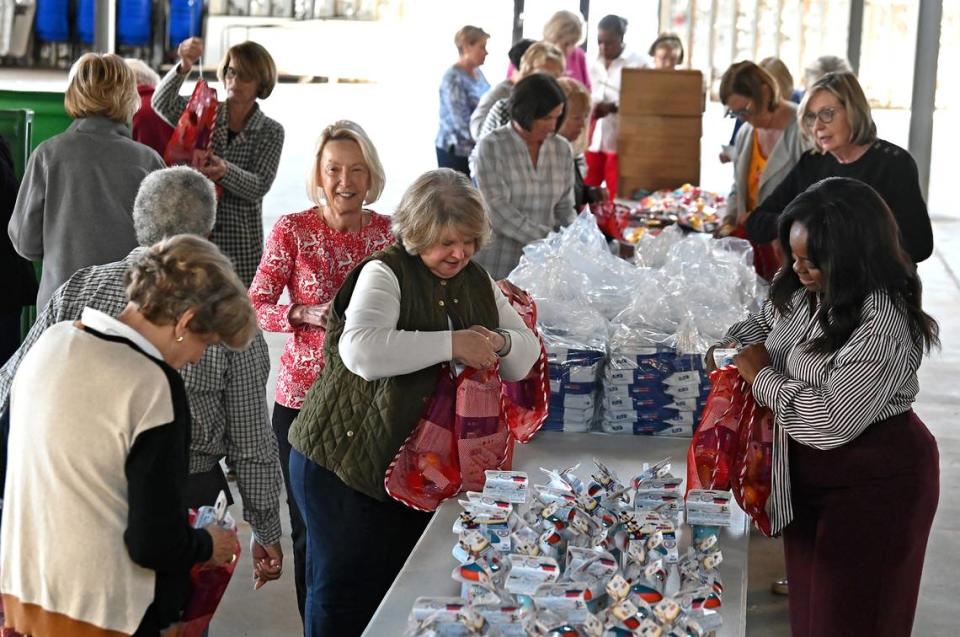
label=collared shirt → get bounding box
[721,289,922,534]
[79,307,161,358]
[152,67,286,286]
[436,65,489,157]
[0,249,283,544]
[471,124,576,280]
[589,50,649,153]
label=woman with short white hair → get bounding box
[248,119,394,622]
[125,57,174,156]
[8,52,165,308]
[289,168,539,636]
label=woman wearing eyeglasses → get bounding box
[746,71,933,263]
[717,61,808,282]
[154,38,285,286]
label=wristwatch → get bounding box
[493,329,512,357]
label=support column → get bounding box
[908,0,942,200]
[847,0,864,74]
[512,0,524,45]
[93,0,116,53]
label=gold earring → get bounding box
[176,335,184,343]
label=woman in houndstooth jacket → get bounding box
[154,38,285,287]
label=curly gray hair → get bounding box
[133,166,217,246]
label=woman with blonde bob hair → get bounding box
[288,168,539,636]
[248,119,393,620]
[557,77,605,209]
[746,71,933,264]
[9,52,165,308]
[542,10,592,89]
[153,37,285,286]
[1,235,249,637]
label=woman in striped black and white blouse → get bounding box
[707,177,940,637]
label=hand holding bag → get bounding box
[163,61,218,170]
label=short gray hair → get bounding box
[124,58,161,87]
[803,55,853,89]
[133,167,217,246]
[392,169,491,255]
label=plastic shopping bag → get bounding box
[731,396,774,536]
[686,366,746,493]
[384,365,462,511]
[163,78,218,168]
[177,492,241,637]
[497,281,549,443]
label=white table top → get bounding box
[364,431,750,636]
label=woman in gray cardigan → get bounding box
[717,60,808,282]
[8,53,165,307]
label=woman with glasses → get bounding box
[717,61,808,281]
[746,71,933,263]
[154,38,285,286]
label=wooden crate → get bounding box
[619,69,704,117]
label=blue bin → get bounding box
[35,0,69,42]
[168,0,203,49]
[118,0,153,46]
[76,0,95,44]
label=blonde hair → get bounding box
[306,120,385,206]
[454,25,489,54]
[543,10,584,50]
[125,235,257,350]
[557,77,591,154]
[392,169,491,255]
[217,41,277,100]
[65,53,139,122]
[124,58,160,87]
[719,60,780,112]
[518,41,566,78]
[759,57,795,102]
[798,71,877,152]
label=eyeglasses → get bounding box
[223,66,247,81]
[724,106,752,120]
[802,105,843,127]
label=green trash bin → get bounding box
[0,92,72,342]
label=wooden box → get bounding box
[619,69,705,117]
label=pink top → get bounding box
[249,208,395,408]
[506,47,592,91]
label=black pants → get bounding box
[273,403,307,622]
[436,145,470,178]
[0,310,21,367]
[290,450,432,636]
[783,410,939,637]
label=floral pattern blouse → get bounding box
[249,208,394,408]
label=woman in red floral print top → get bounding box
[248,120,394,620]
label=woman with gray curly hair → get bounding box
[0,235,254,637]
[288,168,540,636]
[8,52,165,307]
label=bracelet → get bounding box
[493,328,512,357]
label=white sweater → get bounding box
[340,260,540,382]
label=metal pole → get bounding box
[580,0,589,51]
[512,0,524,45]
[93,0,116,53]
[908,0,942,200]
[847,0,864,75]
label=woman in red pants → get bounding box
[709,177,940,637]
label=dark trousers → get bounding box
[436,145,470,178]
[0,310,20,367]
[289,449,432,637]
[272,403,307,622]
[783,410,939,637]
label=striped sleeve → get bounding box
[753,323,913,450]
[721,297,780,347]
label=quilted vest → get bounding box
[288,243,500,501]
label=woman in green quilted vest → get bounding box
[288,168,540,636]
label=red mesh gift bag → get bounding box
[384,365,462,511]
[496,281,549,443]
[686,366,747,493]
[177,507,241,637]
[163,76,218,169]
[455,365,510,492]
[589,201,632,240]
[731,395,775,535]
